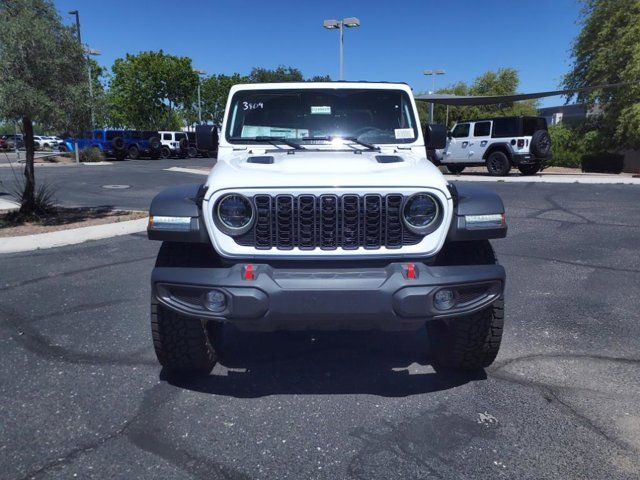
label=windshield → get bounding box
[226,88,419,145]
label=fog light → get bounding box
[434,289,455,310]
[204,290,226,312]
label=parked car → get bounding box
[123,130,162,159]
[439,116,552,176]
[185,125,219,158]
[158,131,189,158]
[33,135,55,150]
[146,81,508,376]
[60,130,129,160]
[1,134,24,150]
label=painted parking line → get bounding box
[164,166,209,176]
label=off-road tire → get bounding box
[518,163,541,176]
[112,136,125,151]
[530,129,552,158]
[486,151,511,176]
[128,145,140,160]
[187,146,198,158]
[151,242,219,375]
[428,240,504,370]
[160,146,171,159]
[446,165,465,175]
[151,302,217,376]
[149,136,161,150]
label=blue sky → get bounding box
[53,0,583,107]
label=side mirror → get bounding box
[425,123,447,149]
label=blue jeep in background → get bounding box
[60,129,162,160]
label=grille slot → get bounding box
[234,193,426,250]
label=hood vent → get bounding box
[247,156,274,164]
[376,155,403,164]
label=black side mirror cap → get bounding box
[425,124,447,149]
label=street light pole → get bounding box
[423,69,446,123]
[68,10,81,45]
[323,17,360,80]
[194,69,206,124]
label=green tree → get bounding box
[248,66,304,83]
[0,0,89,214]
[417,68,538,128]
[107,51,198,129]
[199,73,248,124]
[564,0,640,148]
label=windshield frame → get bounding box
[223,86,421,147]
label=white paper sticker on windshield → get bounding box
[394,128,414,139]
[311,106,331,115]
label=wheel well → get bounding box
[483,144,511,161]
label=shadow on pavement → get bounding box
[162,326,486,398]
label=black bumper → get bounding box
[511,153,550,165]
[152,262,505,331]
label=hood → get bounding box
[206,149,450,195]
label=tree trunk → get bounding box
[19,116,36,215]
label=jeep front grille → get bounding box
[232,194,424,250]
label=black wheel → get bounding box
[187,146,198,158]
[128,145,140,159]
[112,136,125,151]
[446,165,466,175]
[160,146,171,159]
[149,136,161,150]
[58,144,68,152]
[486,151,511,176]
[428,240,504,370]
[518,163,541,176]
[530,129,552,158]
[151,242,219,376]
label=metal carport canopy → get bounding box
[414,83,624,105]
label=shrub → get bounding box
[79,147,105,163]
[548,124,584,168]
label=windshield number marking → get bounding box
[243,102,264,111]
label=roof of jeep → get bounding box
[230,81,411,90]
[455,116,547,123]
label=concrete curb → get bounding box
[164,166,209,175]
[0,217,148,254]
[444,174,640,185]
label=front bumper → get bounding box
[152,262,505,331]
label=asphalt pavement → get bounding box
[1,170,640,479]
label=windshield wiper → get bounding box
[300,136,380,151]
[342,136,380,151]
[242,136,305,150]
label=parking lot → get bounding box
[1,163,639,479]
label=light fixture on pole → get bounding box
[194,69,206,124]
[423,69,446,123]
[323,17,360,80]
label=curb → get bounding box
[444,174,640,185]
[0,217,148,254]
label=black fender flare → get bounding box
[148,183,210,243]
[447,183,507,241]
[483,142,513,161]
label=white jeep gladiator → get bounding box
[147,82,507,376]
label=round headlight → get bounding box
[402,193,440,233]
[216,194,254,235]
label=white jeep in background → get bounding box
[441,116,552,176]
[147,82,508,377]
[158,130,189,158]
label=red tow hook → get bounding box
[242,264,255,280]
[406,263,417,279]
